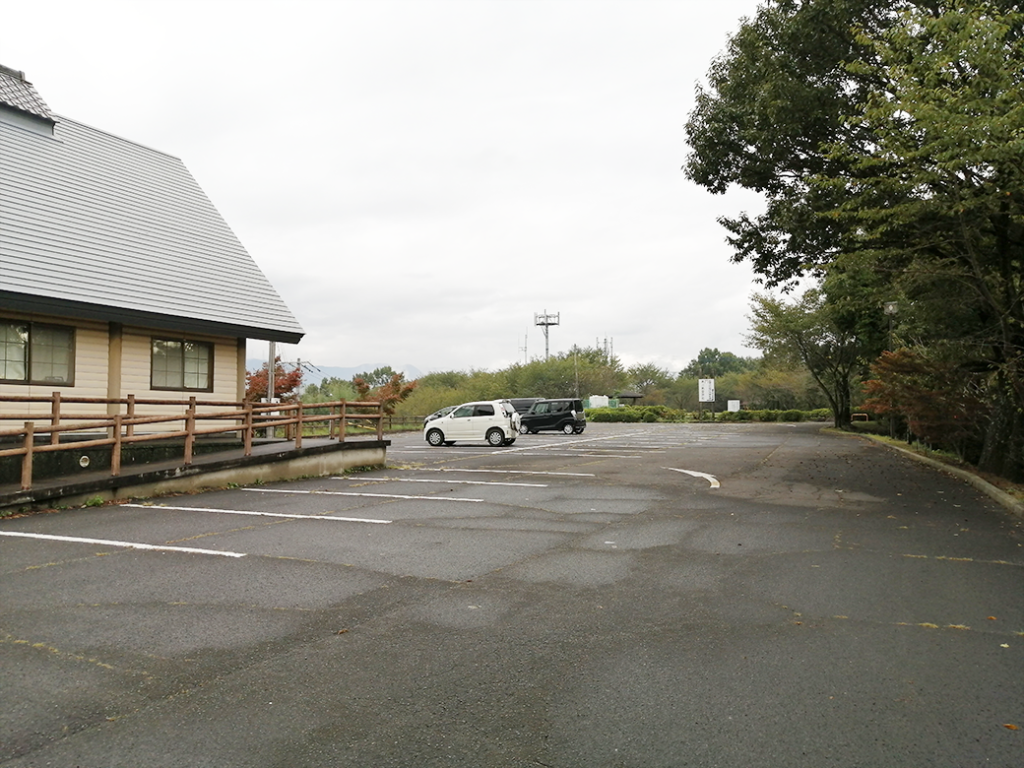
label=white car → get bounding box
[424,400,520,447]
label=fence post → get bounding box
[377,405,384,441]
[294,402,303,449]
[21,421,34,491]
[184,396,196,465]
[244,401,253,456]
[126,394,136,438]
[328,402,336,440]
[50,391,61,445]
[111,414,122,476]
[340,402,347,442]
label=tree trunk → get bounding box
[977,380,1024,483]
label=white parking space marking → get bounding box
[495,433,647,454]
[413,468,596,477]
[664,467,721,489]
[334,477,547,488]
[242,488,484,503]
[527,453,641,459]
[0,531,246,557]
[121,503,392,524]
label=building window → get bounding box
[151,339,213,392]
[0,321,75,385]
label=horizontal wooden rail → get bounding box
[0,393,385,491]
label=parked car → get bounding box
[508,397,543,415]
[423,405,457,426]
[519,398,586,434]
[424,400,520,447]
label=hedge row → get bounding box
[586,406,832,423]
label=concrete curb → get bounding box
[853,432,1024,520]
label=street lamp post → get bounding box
[884,301,899,352]
[883,302,899,437]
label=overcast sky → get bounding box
[4,0,767,377]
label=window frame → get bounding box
[0,320,76,386]
[150,337,214,393]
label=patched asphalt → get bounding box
[1,422,1021,767]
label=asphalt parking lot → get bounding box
[1,422,1022,767]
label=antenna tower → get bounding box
[534,310,560,360]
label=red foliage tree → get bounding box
[861,349,987,459]
[245,356,304,402]
[352,372,417,415]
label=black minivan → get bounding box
[518,398,586,434]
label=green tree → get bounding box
[816,2,1024,479]
[627,363,673,396]
[686,0,1024,479]
[747,289,865,427]
[679,348,757,378]
[303,376,358,403]
[685,0,885,286]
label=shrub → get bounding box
[780,409,804,422]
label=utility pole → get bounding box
[534,310,560,360]
[267,341,276,402]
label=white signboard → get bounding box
[728,400,741,412]
[698,378,715,403]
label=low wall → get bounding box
[0,440,388,512]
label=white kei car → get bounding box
[423,400,520,447]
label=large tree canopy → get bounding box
[686,0,1024,479]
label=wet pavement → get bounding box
[1,422,1021,767]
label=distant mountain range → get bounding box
[245,360,424,386]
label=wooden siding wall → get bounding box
[0,311,108,416]
[0,312,246,430]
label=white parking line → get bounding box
[0,531,246,557]
[333,477,546,488]
[121,503,392,524]
[520,453,641,459]
[664,467,721,489]
[413,468,596,477]
[495,432,647,454]
[242,488,483,503]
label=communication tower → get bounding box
[534,310,560,360]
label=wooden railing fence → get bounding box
[0,393,384,491]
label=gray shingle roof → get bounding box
[0,65,53,120]
[0,69,304,343]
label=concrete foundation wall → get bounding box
[2,441,388,512]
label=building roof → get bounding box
[0,65,53,121]
[0,67,304,344]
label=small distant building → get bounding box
[615,391,643,405]
[0,64,303,422]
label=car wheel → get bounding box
[574,427,585,434]
[562,423,574,434]
[486,428,505,447]
[504,437,516,445]
[426,429,445,447]
[519,424,529,434]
